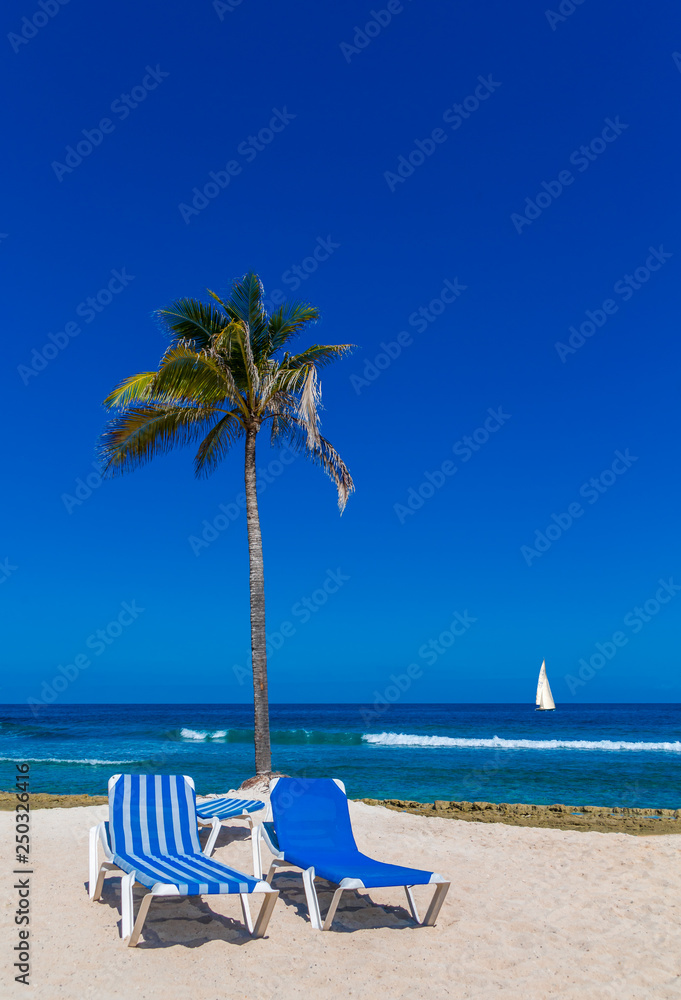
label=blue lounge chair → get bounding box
[89,774,278,946]
[257,777,449,931]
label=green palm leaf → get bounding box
[158,298,226,350]
[194,410,245,477]
[99,404,220,475]
[103,372,157,409]
[268,301,320,352]
[153,345,237,405]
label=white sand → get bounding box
[2,799,680,1000]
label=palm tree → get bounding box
[98,272,354,775]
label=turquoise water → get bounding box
[1,703,679,808]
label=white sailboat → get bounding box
[535,659,556,711]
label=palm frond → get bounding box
[272,415,354,512]
[286,343,355,370]
[103,372,157,409]
[231,320,260,399]
[99,404,220,476]
[211,318,244,357]
[268,301,319,352]
[152,345,237,406]
[221,273,269,353]
[157,299,226,349]
[194,410,245,477]
[296,366,322,448]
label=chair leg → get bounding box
[120,872,135,940]
[239,893,254,934]
[203,816,221,857]
[422,881,450,927]
[92,863,117,902]
[404,885,420,924]
[252,890,279,938]
[301,867,323,930]
[251,824,262,879]
[88,825,99,899]
[322,887,346,931]
[127,892,154,948]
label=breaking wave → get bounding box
[174,728,364,745]
[179,728,228,741]
[0,756,139,765]
[362,733,681,752]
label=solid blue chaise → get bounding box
[257,777,450,931]
[89,774,278,946]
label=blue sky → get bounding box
[2,0,680,705]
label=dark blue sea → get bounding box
[1,704,679,808]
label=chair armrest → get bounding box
[258,821,282,858]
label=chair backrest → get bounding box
[270,778,358,856]
[109,774,202,857]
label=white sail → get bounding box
[535,660,556,711]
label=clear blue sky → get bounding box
[2,0,680,705]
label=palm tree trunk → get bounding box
[244,424,272,775]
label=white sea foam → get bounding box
[180,728,228,741]
[362,733,681,752]
[0,757,138,765]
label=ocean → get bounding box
[1,703,679,808]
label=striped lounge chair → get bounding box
[257,777,449,931]
[196,795,265,874]
[89,774,278,946]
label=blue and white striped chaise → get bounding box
[88,774,278,946]
[195,795,265,873]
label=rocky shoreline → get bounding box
[362,798,681,835]
[3,791,679,835]
[0,792,108,810]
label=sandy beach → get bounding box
[3,796,680,1000]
